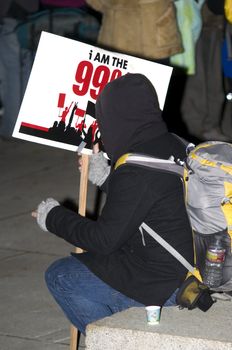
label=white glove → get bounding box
[36,198,60,231]
[88,151,110,186]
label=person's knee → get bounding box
[44,257,68,293]
[45,261,57,293]
[44,256,80,295]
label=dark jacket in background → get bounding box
[0,0,39,19]
[206,0,224,15]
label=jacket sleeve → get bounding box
[46,167,155,254]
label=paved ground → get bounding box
[0,137,100,350]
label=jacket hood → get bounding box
[95,73,168,163]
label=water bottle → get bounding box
[203,236,226,288]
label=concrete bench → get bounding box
[85,298,232,349]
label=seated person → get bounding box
[32,73,194,334]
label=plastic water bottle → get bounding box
[203,236,226,288]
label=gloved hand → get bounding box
[32,198,60,232]
[78,143,110,187]
[88,151,110,186]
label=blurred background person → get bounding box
[0,0,39,138]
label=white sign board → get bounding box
[13,31,173,153]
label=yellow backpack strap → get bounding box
[225,0,232,24]
[187,267,202,282]
[220,181,232,252]
[114,153,131,170]
[182,168,203,282]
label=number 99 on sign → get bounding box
[72,61,122,100]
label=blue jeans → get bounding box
[45,256,177,334]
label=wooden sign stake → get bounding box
[70,153,89,350]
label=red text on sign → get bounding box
[72,61,122,100]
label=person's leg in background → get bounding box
[0,18,21,138]
[181,4,230,141]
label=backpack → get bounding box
[115,140,232,292]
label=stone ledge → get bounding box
[86,300,232,350]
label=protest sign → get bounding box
[13,31,173,154]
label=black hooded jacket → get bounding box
[46,73,194,306]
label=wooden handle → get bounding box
[70,154,89,350]
[75,153,89,254]
[78,153,90,217]
[70,325,78,350]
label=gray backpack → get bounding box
[115,141,232,291]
